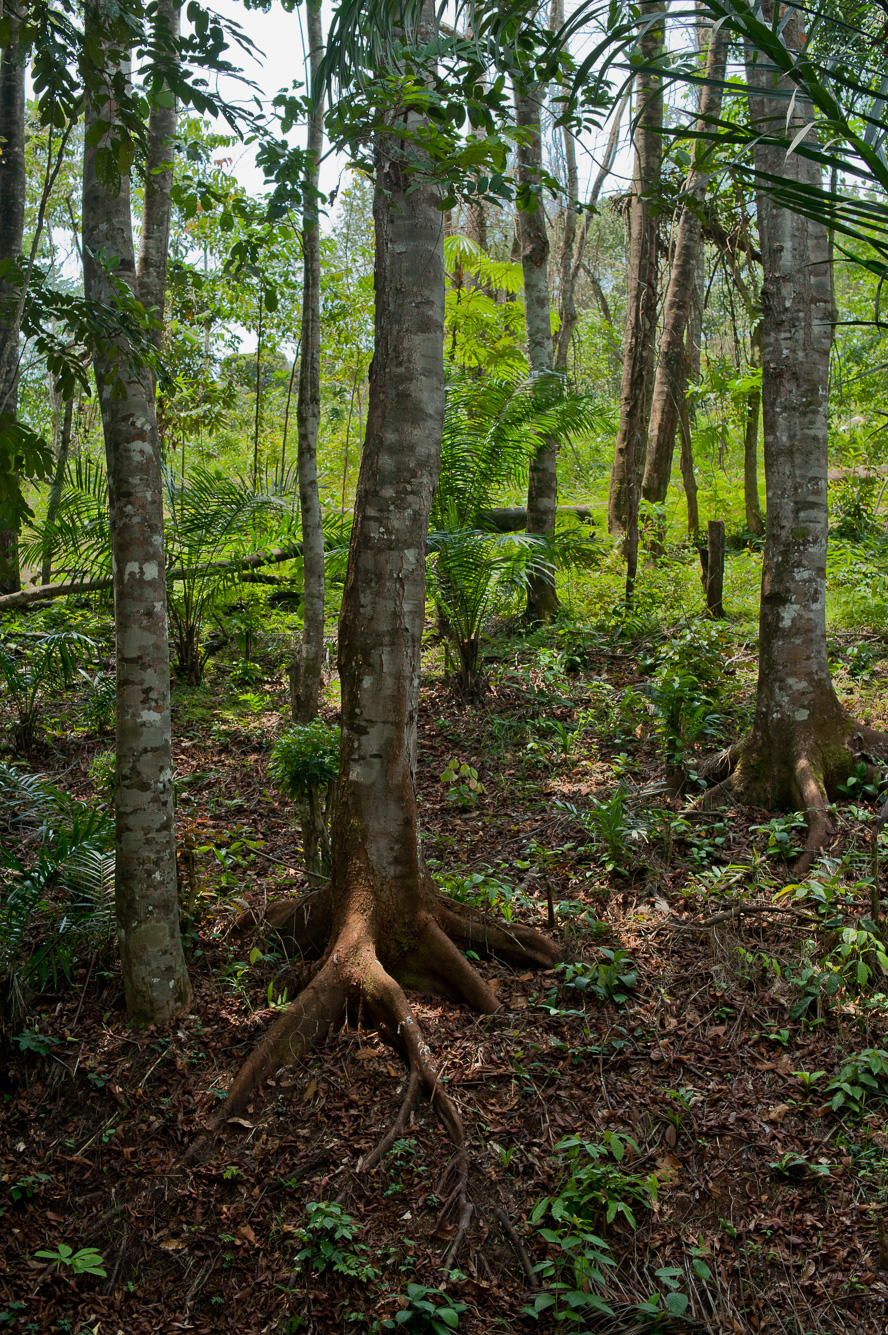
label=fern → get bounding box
[0,771,114,996]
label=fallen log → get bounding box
[0,540,305,611]
[480,504,595,532]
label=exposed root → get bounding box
[692,722,888,879]
[210,956,348,1127]
[361,1067,421,1172]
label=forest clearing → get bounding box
[2,0,888,1332]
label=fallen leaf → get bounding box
[385,1063,399,1078]
[518,972,534,982]
[355,1047,378,1060]
[227,1116,253,1128]
[302,1078,318,1101]
[665,1124,677,1147]
[237,1224,256,1245]
[488,979,502,993]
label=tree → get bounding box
[137,0,180,360]
[704,0,888,864]
[641,16,728,513]
[607,0,664,600]
[217,12,559,1159]
[0,16,27,595]
[514,48,559,621]
[82,0,191,1024]
[290,0,326,722]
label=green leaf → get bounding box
[666,1291,689,1317]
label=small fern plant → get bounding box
[269,721,340,882]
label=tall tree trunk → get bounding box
[0,19,26,595]
[743,316,764,536]
[137,0,179,359]
[515,78,559,620]
[290,0,326,723]
[82,0,191,1025]
[552,91,629,372]
[642,19,728,506]
[706,3,888,868]
[609,0,664,602]
[41,392,75,585]
[215,7,558,1136]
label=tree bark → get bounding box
[743,316,765,536]
[0,17,26,595]
[642,19,728,506]
[82,0,191,1025]
[609,0,664,602]
[515,79,559,620]
[136,0,179,357]
[705,3,888,868]
[41,393,75,585]
[290,0,326,723]
[215,8,559,1142]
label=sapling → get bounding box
[269,721,339,881]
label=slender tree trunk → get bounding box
[554,88,629,365]
[215,6,558,1134]
[706,3,888,867]
[82,0,191,1025]
[515,79,559,620]
[642,19,728,506]
[609,0,664,601]
[290,0,326,722]
[41,393,75,585]
[137,0,179,359]
[0,19,26,595]
[743,317,764,536]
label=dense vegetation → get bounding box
[1,1,888,1332]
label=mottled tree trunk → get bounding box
[743,317,765,536]
[0,19,25,595]
[609,0,664,602]
[216,9,558,1136]
[515,80,559,621]
[137,0,179,357]
[706,3,888,866]
[642,20,728,506]
[82,1,191,1025]
[290,0,326,723]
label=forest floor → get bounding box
[2,612,888,1335]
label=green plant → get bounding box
[542,954,637,1009]
[751,812,808,860]
[556,792,648,875]
[292,1202,379,1282]
[75,667,116,733]
[7,1173,51,1202]
[11,1030,59,1056]
[269,721,339,881]
[0,630,96,751]
[87,749,116,797]
[439,759,486,809]
[435,867,521,921]
[428,372,602,698]
[642,620,731,774]
[0,768,115,998]
[380,1283,467,1334]
[825,1048,888,1115]
[34,1244,106,1277]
